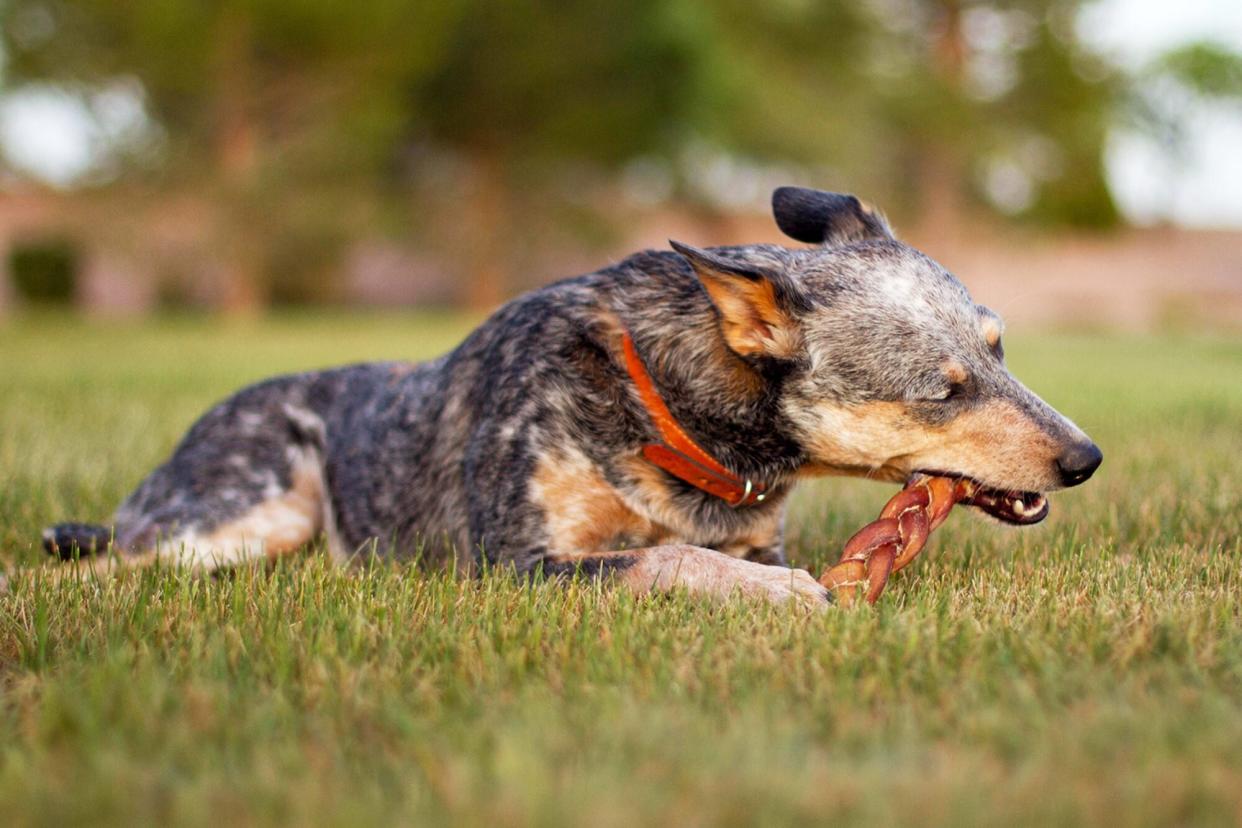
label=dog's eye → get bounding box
[928,382,965,403]
[928,360,969,402]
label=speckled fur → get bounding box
[43,187,1097,607]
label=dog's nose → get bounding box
[1057,441,1103,487]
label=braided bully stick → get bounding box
[819,475,977,606]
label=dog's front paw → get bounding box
[737,564,832,610]
[630,545,832,610]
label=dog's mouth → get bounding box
[914,471,1049,525]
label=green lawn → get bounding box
[2,312,1241,826]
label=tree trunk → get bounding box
[212,7,263,315]
[915,143,967,247]
[463,151,512,311]
[914,0,968,247]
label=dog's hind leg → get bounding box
[43,376,338,578]
[41,460,328,582]
[542,545,830,610]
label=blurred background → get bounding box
[0,0,1239,330]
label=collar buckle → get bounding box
[729,478,766,508]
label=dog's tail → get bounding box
[42,523,113,560]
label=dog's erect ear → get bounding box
[670,240,799,359]
[771,186,893,245]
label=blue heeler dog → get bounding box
[42,187,1102,607]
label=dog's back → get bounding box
[46,253,728,567]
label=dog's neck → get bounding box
[621,330,771,506]
[622,310,805,486]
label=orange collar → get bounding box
[621,331,768,508]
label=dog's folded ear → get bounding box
[670,240,800,360]
[771,186,893,246]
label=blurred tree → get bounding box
[1,0,1129,309]
[9,237,77,304]
[1154,42,1242,102]
[407,0,708,306]
[1115,40,1242,224]
[1,0,468,310]
[695,0,1121,234]
[1128,40,1242,156]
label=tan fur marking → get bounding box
[980,314,1003,348]
[530,449,673,555]
[943,360,968,385]
[794,398,1062,492]
[533,450,788,560]
[621,455,790,558]
[697,273,798,358]
[616,455,720,543]
[793,401,921,472]
[924,399,1060,490]
[181,452,325,567]
[43,452,329,583]
[717,508,783,559]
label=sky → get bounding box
[1,0,1241,228]
[1080,0,1242,227]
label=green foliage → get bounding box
[413,0,704,166]
[8,237,78,304]
[1122,39,1242,181]
[1155,42,1242,102]
[0,0,464,183]
[1,313,1242,824]
[0,0,1132,233]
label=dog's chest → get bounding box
[529,448,780,557]
[528,448,674,554]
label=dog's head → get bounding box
[670,186,1101,524]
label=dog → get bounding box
[41,186,1101,607]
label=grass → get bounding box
[1,310,1241,826]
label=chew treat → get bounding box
[819,474,976,606]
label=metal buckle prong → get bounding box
[730,478,755,508]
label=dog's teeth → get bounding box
[1012,498,1027,516]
